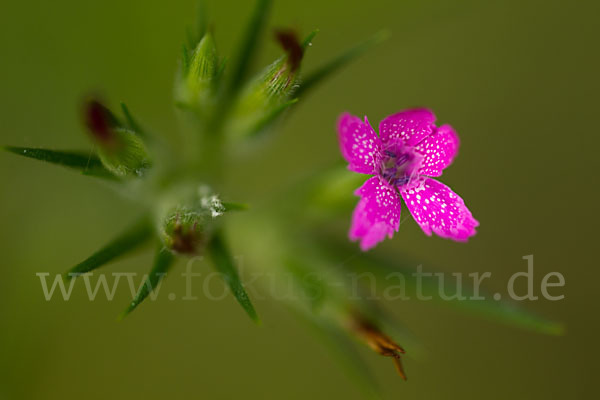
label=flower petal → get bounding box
[379,108,436,147]
[400,178,478,241]
[337,113,381,174]
[415,124,460,177]
[350,177,402,250]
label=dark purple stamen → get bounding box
[396,154,409,165]
[395,176,411,186]
[380,149,415,187]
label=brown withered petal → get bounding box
[349,315,407,380]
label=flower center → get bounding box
[379,148,419,187]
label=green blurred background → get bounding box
[0,0,597,398]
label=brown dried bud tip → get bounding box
[169,214,205,255]
[84,99,118,144]
[350,316,407,380]
[274,29,303,72]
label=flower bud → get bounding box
[175,32,218,110]
[96,128,151,178]
[227,29,303,138]
[84,99,151,178]
[156,184,225,255]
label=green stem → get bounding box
[197,130,225,184]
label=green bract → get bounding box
[96,127,151,178]
[176,32,219,115]
[226,34,302,138]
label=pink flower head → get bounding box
[337,108,479,250]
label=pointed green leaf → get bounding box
[245,98,298,138]
[195,0,208,44]
[185,0,208,49]
[308,163,369,214]
[215,57,228,84]
[2,146,116,180]
[323,238,564,336]
[283,258,327,312]
[80,168,119,180]
[65,217,153,279]
[120,102,145,137]
[301,29,319,50]
[292,310,381,399]
[296,30,389,97]
[209,0,271,131]
[227,0,272,95]
[121,245,175,317]
[185,26,197,51]
[207,231,259,323]
[222,201,249,212]
[182,43,191,75]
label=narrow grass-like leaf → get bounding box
[207,231,259,323]
[285,237,425,357]
[296,30,389,97]
[284,258,326,311]
[322,238,564,335]
[185,1,208,49]
[222,201,249,211]
[65,217,153,279]
[301,29,319,50]
[80,168,119,180]
[246,98,298,138]
[186,27,196,52]
[293,310,381,399]
[215,57,228,85]
[446,295,565,335]
[195,0,208,44]
[2,146,116,180]
[226,0,272,96]
[182,43,191,75]
[120,102,145,137]
[307,163,368,215]
[209,0,271,132]
[121,246,175,317]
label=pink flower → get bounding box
[337,108,479,250]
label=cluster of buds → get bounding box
[85,97,229,257]
[176,27,306,139]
